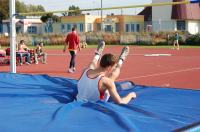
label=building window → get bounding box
[136,24,140,32]
[87,23,92,32]
[105,25,112,32]
[28,26,37,34]
[79,23,84,32]
[0,24,2,33]
[73,24,77,28]
[61,24,65,32]
[125,24,130,32]
[16,26,22,33]
[177,21,186,31]
[131,24,135,32]
[97,23,101,31]
[115,23,119,32]
[67,24,71,32]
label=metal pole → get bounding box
[9,0,16,73]
[101,0,103,32]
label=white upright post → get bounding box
[9,0,16,73]
[101,0,103,32]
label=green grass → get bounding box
[132,45,200,49]
[29,45,99,49]
[1,45,98,50]
[2,44,200,50]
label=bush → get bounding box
[85,32,120,45]
[102,33,120,45]
[186,34,200,45]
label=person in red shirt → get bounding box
[63,27,81,73]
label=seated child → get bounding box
[16,40,31,65]
[0,44,6,57]
[34,42,47,64]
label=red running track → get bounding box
[1,46,200,90]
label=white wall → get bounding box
[152,0,172,21]
[152,0,200,34]
[187,21,200,34]
[2,24,9,33]
[85,15,102,32]
[152,0,175,31]
[152,20,176,32]
[2,19,43,34]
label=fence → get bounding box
[1,29,199,47]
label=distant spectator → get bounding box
[34,42,47,64]
[16,40,31,65]
[173,32,180,50]
[80,41,87,48]
[0,44,6,57]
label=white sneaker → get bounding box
[68,68,74,73]
[35,62,38,64]
[95,41,105,56]
[119,46,129,61]
[73,67,76,71]
[20,63,23,66]
[26,62,30,65]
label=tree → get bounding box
[0,0,45,21]
[16,1,28,14]
[67,5,82,16]
[40,13,60,33]
[62,12,68,16]
[0,0,9,20]
[40,13,60,23]
[26,4,45,13]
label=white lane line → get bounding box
[144,54,172,57]
[48,54,67,56]
[47,53,172,56]
[117,67,200,81]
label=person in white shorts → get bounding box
[77,41,136,104]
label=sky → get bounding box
[20,0,152,15]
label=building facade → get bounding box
[1,17,43,34]
[152,0,200,34]
[60,14,144,33]
[0,15,144,34]
[94,15,144,33]
[59,15,101,33]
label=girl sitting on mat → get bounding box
[77,41,136,104]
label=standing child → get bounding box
[63,27,81,73]
[77,41,136,104]
[173,32,180,50]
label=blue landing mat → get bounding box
[0,73,200,132]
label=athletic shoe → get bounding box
[20,63,23,66]
[35,62,38,64]
[73,67,76,71]
[95,41,105,56]
[119,46,129,61]
[68,68,74,73]
[26,62,30,65]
